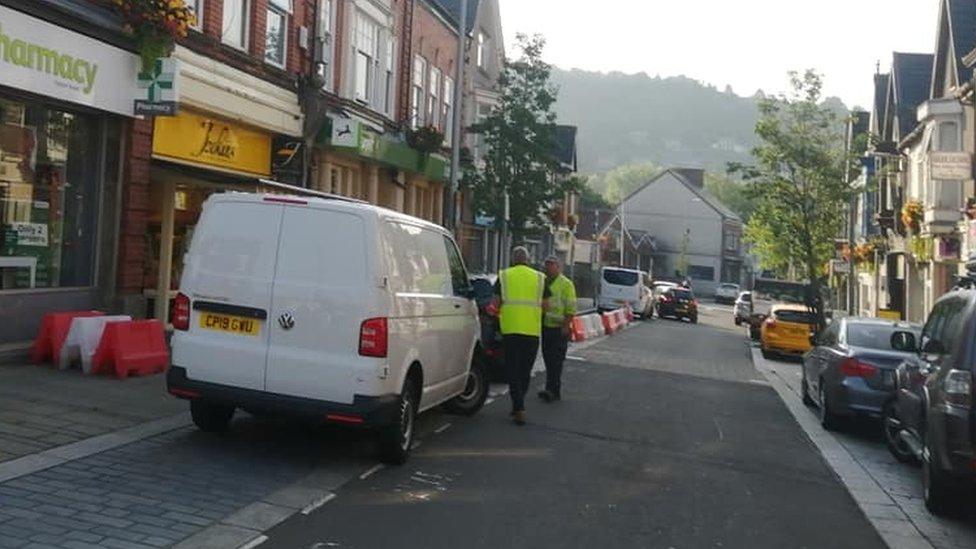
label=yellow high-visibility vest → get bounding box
[544,274,577,328]
[499,264,545,337]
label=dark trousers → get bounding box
[542,327,568,397]
[504,334,539,412]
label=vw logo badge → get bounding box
[278,312,295,330]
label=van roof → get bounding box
[206,192,449,234]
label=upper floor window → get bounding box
[317,0,334,90]
[938,121,959,152]
[265,0,291,68]
[186,0,203,30]
[476,31,488,68]
[383,38,395,115]
[354,11,379,103]
[412,55,427,128]
[222,0,249,50]
[427,67,441,129]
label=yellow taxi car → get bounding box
[760,303,817,359]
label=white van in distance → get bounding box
[597,266,652,317]
[167,193,488,464]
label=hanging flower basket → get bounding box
[406,126,445,155]
[901,199,923,232]
[112,0,196,74]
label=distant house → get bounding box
[601,168,743,295]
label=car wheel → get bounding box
[761,347,773,360]
[818,382,840,431]
[922,431,955,514]
[801,376,815,406]
[379,379,419,465]
[882,400,915,464]
[190,400,235,433]
[445,354,488,416]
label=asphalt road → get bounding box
[260,305,887,549]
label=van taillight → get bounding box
[359,318,388,358]
[173,292,190,331]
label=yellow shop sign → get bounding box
[152,111,272,176]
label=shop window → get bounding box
[0,99,98,290]
[265,0,290,68]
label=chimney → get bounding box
[674,168,705,189]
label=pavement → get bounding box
[0,302,969,548]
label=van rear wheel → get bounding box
[379,380,418,465]
[190,401,235,433]
[445,355,488,416]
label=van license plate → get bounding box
[199,313,261,336]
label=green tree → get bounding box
[734,70,852,327]
[704,172,756,221]
[467,35,580,238]
[601,163,660,204]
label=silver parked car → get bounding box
[733,291,751,326]
[714,283,740,304]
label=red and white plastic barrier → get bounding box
[572,306,633,343]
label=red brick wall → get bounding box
[117,118,152,294]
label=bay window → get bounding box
[222,0,249,49]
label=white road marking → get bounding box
[566,355,585,361]
[712,417,724,442]
[434,423,452,434]
[748,379,770,386]
[485,397,495,405]
[237,535,269,549]
[359,464,384,480]
[301,493,336,515]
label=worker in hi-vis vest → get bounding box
[494,246,549,426]
[539,255,577,403]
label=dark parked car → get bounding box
[884,288,976,514]
[470,275,504,381]
[656,287,698,323]
[802,318,921,432]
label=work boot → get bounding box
[513,410,526,426]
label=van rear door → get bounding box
[172,199,283,391]
[601,268,640,306]
[264,205,371,405]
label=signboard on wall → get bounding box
[152,110,272,177]
[135,57,180,116]
[929,152,972,180]
[0,5,140,116]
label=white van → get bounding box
[167,193,488,464]
[597,266,651,316]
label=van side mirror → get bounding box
[890,331,917,352]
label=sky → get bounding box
[499,0,941,109]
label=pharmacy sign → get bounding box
[135,57,179,116]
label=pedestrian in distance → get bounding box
[539,255,576,403]
[494,246,549,426]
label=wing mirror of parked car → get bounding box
[890,331,918,352]
[919,337,944,355]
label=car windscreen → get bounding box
[753,280,807,304]
[604,269,639,286]
[846,324,916,350]
[670,289,693,300]
[774,310,816,324]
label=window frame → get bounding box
[264,1,289,69]
[221,0,250,50]
[443,75,454,141]
[316,0,335,91]
[353,10,380,104]
[411,55,427,128]
[427,66,441,129]
[443,235,470,296]
[186,0,204,31]
[476,31,486,68]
